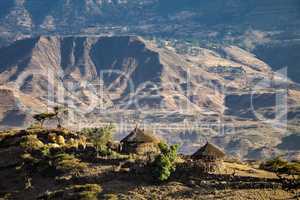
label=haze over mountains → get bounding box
[1,0,299,30]
[0,0,300,83]
[0,35,271,124]
[0,35,300,160]
[0,0,300,159]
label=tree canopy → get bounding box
[152,143,179,181]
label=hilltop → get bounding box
[0,126,299,199]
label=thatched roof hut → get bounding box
[121,128,160,144]
[120,128,161,155]
[192,142,225,161]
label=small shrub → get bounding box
[40,184,102,200]
[20,153,41,168]
[20,135,44,151]
[27,122,43,130]
[100,194,119,200]
[278,162,300,179]
[79,125,115,156]
[260,157,288,172]
[260,157,300,179]
[152,143,179,181]
[53,153,87,174]
[71,184,102,193]
[20,150,54,175]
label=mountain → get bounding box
[0,35,300,160]
[0,35,224,118]
[1,2,300,198]
[0,0,300,83]
[0,35,280,124]
[0,0,300,159]
[1,0,299,30]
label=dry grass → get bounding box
[0,127,299,200]
[53,153,88,174]
[221,162,277,179]
[40,184,102,200]
[19,135,45,151]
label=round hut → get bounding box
[191,142,226,172]
[120,128,161,155]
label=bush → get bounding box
[41,184,102,200]
[20,150,54,175]
[79,125,115,155]
[21,150,87,176]
[53,153,87,174]
[260,157,300,179]
[27,122,43,130]
[278,162,300,178]
[71,184,102,193]
[100,194,119,200]
[152,143,179,181]
[20,135,44,151]
[260,157,288,172]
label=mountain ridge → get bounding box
[1,0,300,83]
[0,35,299,159]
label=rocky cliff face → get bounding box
[2,35,290,121]
[0,0,300,159]
[0,35,226,119]
[0,0,299,83]
[0,35,300,159]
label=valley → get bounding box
[0,35,299,160]
[0,1,300,199]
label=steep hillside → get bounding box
[0,128,298,199]
[0,35,281,125]
[0,0,300,83]
[254,41,300,83]
[0,35,300,160]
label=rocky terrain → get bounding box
[0,0,299,160]
[0,0,300,83]
[0,1,300,198]
[0,35,299,160]
[0,127,299,200]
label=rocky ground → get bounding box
[0,127,299,200]
[0,35,300,161]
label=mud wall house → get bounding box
[191,142,226,172]
[120,128,161,155]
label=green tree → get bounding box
[33,113,56,128]
[152,143,179,182]
[32,106,67,128]
[80,125,115,156]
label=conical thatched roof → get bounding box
[192,142,225,159]
[121,128,160,144]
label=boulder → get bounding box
[56,135,65,146]
[48,133,57,143]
